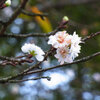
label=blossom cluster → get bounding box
[21,31,81,64]
[48,31,81,64]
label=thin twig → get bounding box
[0,55,33,66]
[21,10,48,18]
[1,33,50,38]
[7,76,50,83]
[82,31,100,42]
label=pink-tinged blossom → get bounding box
[48,31,71,48]
[48,31,82,64]
[21,43,45,61]
[54,47,73,65]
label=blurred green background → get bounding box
[0,0,100,100]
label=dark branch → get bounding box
[0,55,33,66]
[82,31,100,42]
[25,52,100,75]
[1,33,50,38]
[6,76,50,83]
[21,10,48,20]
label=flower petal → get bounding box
[36,55,44,61]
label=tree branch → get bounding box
[25,51,100,75]
[0,55,33,66]
[82,31,100,42]
[0,51,99,84]
[21,10,48,20]
[1,31,100,43]
[3,76,50,83]
[1,32,50,38]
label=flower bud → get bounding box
[63,16,69,22]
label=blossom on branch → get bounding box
[5,0,11,7]
[48,31,82,64]
[21,43,45,61]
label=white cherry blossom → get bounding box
[69,31,81,59]
[71,31,81,45]
[21,43,45,61]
